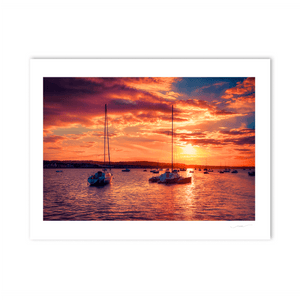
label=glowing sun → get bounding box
[181,144,196,155]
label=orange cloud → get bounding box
[43,77,255,166]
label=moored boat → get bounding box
[122,168,130,172]
[88,104,113,186]
[177,176,192,184]
[88,171,112,186]
[153,106,191,185]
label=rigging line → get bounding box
[104,104,106,166]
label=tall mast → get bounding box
[172,105,173,171]
[107,105,110,168]
[104,104,107,166]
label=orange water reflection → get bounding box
[44,169,255,221]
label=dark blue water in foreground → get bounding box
[43,168,255,221]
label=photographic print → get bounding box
[30,59,270,239]
[43,76,255,221]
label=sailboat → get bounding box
[153,105,191,184]
[88,104,112,186]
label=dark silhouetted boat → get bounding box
[248,171,255,176]
[122,168,130,172]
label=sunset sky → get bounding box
[43,77,255,166]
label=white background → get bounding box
[1,1,299,300]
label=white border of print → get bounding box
[30,59,270,240]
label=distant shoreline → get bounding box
[43,160,255,169]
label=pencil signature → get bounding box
[230,224,253,228]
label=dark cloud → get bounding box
[183,138,224,146]
[220,129,255,135]
[227,136,255,145]
[213,109,236,116]
[234,148,252,152]
[43,77,101,97]
[44,135,67,143]
[181,135,255,147]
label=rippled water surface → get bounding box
[44,169,255,221]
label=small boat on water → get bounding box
[177,176,192,184]
[122,168,130,172]
[88,104,112,186]
[152,170,159,174]
[143,169,147,172]
[248,171,255,176]
[219,170,224,173]
[231,170,238,173]
[88,170,112,186]
[199,168,201,171]
[204,171,209,174]
[56,170,63,172]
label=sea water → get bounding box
[43,168,255,221]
